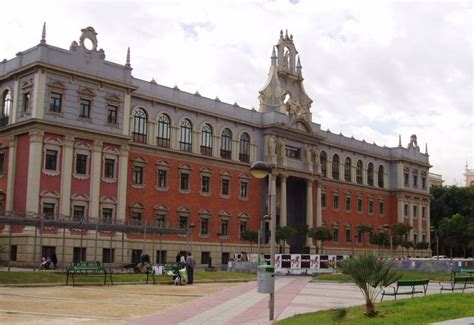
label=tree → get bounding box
[391,223,412,256]
[400,240,414,257]
[338,253,402,317]
[357,224,374,247]
[414,242,430,257]
[369,232,389,255]
[439,214,473,258]
[275,226,296,253]
[240,230,258,253]
[308,226,331,254]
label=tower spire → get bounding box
[40,22,46,44]
[296,55,302,76]
[425,143,428,154]
[271,46,277,66]
[125,47,131,68]
[398,134,402,147]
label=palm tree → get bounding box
[338,253,402,317]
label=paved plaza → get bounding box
[0,276,470,324]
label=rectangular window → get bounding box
[379,201,384,215]
[200,218,209,235]
[333,194,339,209]
[156,250,167,264]
[240,182,248,198]
[345,229,352,243]
[422,207,426,219]
[75,154,88,175]
[221,179,230,196]
[104,159,115,179]
[345,197,351,211]
[158,169,168,188]
[10,245,17,261]
[79,99,91,119]
[285,146,300,159]
[404,173,409,186]
[45,149,58,171]
[321,193,326,208]
[73,247,87,263]
[332,228,339,242]
[179,216,188,229]
[102,208,113,224]
[49,92,62,113]
[106,105,118,124]
[413,205,418,218]
[133,166,144,185]
[221,219,229,236]
[357,231,362,244]
[201,176,210,193]
[73,205,85,221]
[201,252,211,265]
[240,221,248,236]
[413,175,418,188]
[43,202,55,219]
[404,204,409,217]
[131,249,142,264]
[421,177,426,189]
[357,198,363,213]
[131,211,142,225]
[368,200,374,214]
[0,152,5,174]
[156,213,166,227]
[102,248,115,263]
[180,173,190,191]
[22,92,30,112]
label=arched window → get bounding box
[1,90,11,125]
[378,165,385,188]
[157,114,171,148]
[332,154,340,180]
[239,132,250,163]
[132,108,147,144]
[179,119,193,152]
[320,151,327,177]
[356,160,363,184]
[344,157,352,182]
[367,162,374,186]
[200,123,213,156]
[220,128,232,159]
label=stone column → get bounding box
[192,130,200,154]
[117,145,129,222]
[6,137,16,212]
[32,68,46,119]
[408,202,414,241]
[417,205,422,243]
[280,175,287,227]
[316,182,322,227]
[26,130,44,214]
[426,204,431,243]
[89,140,103,220]
[11,78,19,124]
[362,168,368,185]
[212,135,220,157]
[171,126,179,150]
[59,135,74,217]
[122,91,131,136]
[306,179,313,246]
[232,139,239,161]
[397,197,404,222]
[148,121,156,145]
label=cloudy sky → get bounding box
[1,0,472,185]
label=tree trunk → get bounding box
[365,300,377,317]
[321,241,324,255]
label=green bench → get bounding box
[144,265,156,284]
[381,279,429,301]
[65,260,113,286]
[440,269,474,293]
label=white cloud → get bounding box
[1,0,472,185]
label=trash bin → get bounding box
[257,265,275,294]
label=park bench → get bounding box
[381,279,429,301]
[145,265,156,284]
[65,260,113,286]
[440,269,474,293]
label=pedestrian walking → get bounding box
[186,252,196,284]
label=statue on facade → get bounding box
[408,134,420,151]
[277,137,285,159]
[267,135,276,155]
[304,144,312,163]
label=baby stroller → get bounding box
[172,266,188,285]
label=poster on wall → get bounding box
[328,255,337,269]
[275,254,283,273]
[290,254,301,273]
[310,255,320,272]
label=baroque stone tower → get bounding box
[258,30,313,124]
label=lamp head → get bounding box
[250,161,271,179]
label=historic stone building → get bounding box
[0,26,431,266]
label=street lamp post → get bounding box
[217,232,224,270]
[187,223,196,254]
[430,226,439,260]
[250,161,275,321]
[383,224,393,258]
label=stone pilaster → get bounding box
[316,182,322,227]
[59,135,74,217]
[89,140,103,219]
[122,92,131,136]
[6,137,16,212]
[117,145,129,222]
[306,179,313,246]
[32,69,46,119]
[26,130,44,214]
[280,175,287,227]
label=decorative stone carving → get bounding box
[267,135,276,155]
[277,137,285,159]
[304,144,312,163]
[408,134,420,151]
[70,26,105,60]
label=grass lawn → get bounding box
[278,293,474,325]
[0,270,255,285]
[313,270,452,282]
